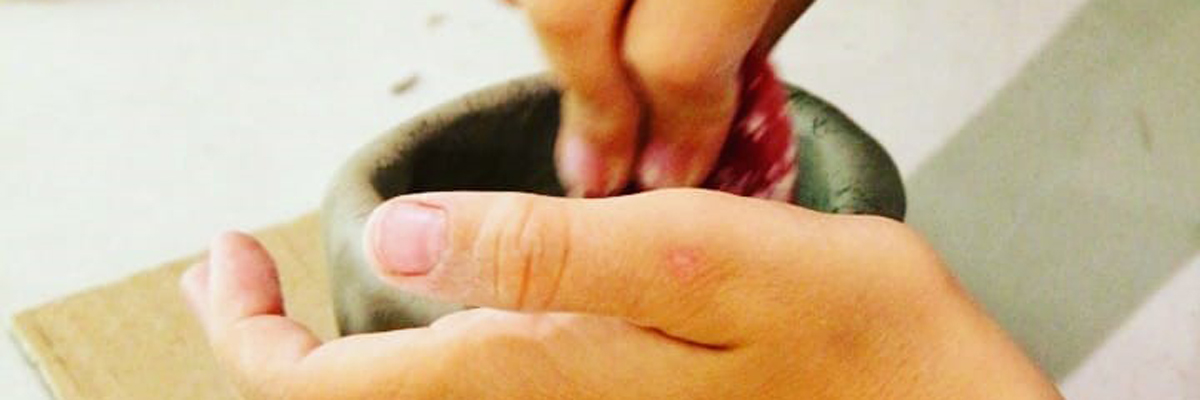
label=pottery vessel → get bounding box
[322,75,906,334]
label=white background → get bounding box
[2,0,1195,398]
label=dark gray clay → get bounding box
[322,75,906,335]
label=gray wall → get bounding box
[908,0,1200,377]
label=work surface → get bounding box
[2,0,1198,398]
[12,215,335,399]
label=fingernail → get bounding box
[638,143,707,188]
[371,201,446,275]
[559,135,624,197]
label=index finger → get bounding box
[622,0,780,189]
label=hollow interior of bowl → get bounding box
[373,84,566,199]
[368,80,905,220]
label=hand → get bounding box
[182,189,1062,399]
[510,0,816,196]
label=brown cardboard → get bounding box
[11,214,337,400]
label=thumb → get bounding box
[364,188,820,346]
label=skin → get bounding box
[181,189,1063,399]
[182,1,1062,396]
[516,0,819,196]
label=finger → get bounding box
[751,0,816,57]
[186,232,444,398]
[193,233,709,399]
[206,232,285,329]
[301,310,712,399]
[521,0,641,197]
[188,232,323,396]
[363,189,817,346]
[622,0,779,189]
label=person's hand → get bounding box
[510,0,815,196]
[181,189,1062,399]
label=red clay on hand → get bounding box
[702,57,797,201]
[613,57,797,200]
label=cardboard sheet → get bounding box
[11,214,337,400]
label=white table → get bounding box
[2,0,1196,398]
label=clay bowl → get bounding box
[322,75,906,335]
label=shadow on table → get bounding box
[905,0,1200,378]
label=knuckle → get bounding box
[850,214,910,237]
[858,216,935,261]
[624,41,735,103]
[563,85,641,127]
[560,91,639,143]
[844,215,956,292]
[473,194,571,310]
